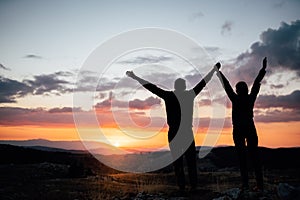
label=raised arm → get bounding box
[126,71,166,98]
[192,63,220,95]
[250,57,267,97]
[215,66,236,101]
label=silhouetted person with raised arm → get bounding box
[215,57,267,192]
[126,63,220,191]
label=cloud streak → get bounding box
[48,107,82,113]
[2,104,297,129]
[95,92,161,110]
[24,54,43,59]
[118,55,173,65]
[0,71,74,103]
[0,63,10,71]
[189,11,204,21]
[0,76,32,103]
[24,74,72,95]
[256,90,300,109]
[254,108,300,123]
[221,21,233,35]
[129,96,161,110]
[0,107,75,126]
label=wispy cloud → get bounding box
[118,55,173,65]
[273,1,286,8]
[255,108,300,123]
[129,96,161,110]
[0,71,74,103]
[48,107,82,113]
[0,76,32,103]
[189,11,204,21]
[0,105,163,128]
[24,73,73,95]
[221,21,233,35]
[256,90,300,109]
[204,46,220,52]
[95,92,161,110]
[24,54,43,59]
[0,63,10,71]
[204,46,222,58]
[270,84,285,89]
[0,107,76,126]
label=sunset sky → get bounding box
[0,0,299,151]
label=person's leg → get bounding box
[173,154,185,190]
[247,128,263,191]
[168,130,185,190]
[233,129,248,189]
[185,140,197,189]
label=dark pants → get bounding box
[168,127,197,189]
[233,125,263,189]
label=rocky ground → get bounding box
[111,183,300,200]
[0,163,299,200]
[1,144,299,199]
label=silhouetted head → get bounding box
[235,81,248,96]
[174,78,186,91]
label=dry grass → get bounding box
[0,163,298,199]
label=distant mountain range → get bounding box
[1,142,299,173]
[1,139,299,159]
[0,139,176,155]
[0,139,92,150]
[0,139,127,155]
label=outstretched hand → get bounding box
[126,71,136,79]
[214,62,221,71]
[262,57,267,70]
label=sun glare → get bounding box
[113,141,120,147]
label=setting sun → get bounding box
[113,141,120,147]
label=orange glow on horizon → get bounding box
[0,125,80,141]
[0,121,299,148]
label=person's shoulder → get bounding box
[162,90,173,96]
[186,89,199,95]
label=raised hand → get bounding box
[126,71,136,79]
[262,57,267,70]
[215,62,221,70]
[214,62,221,72]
